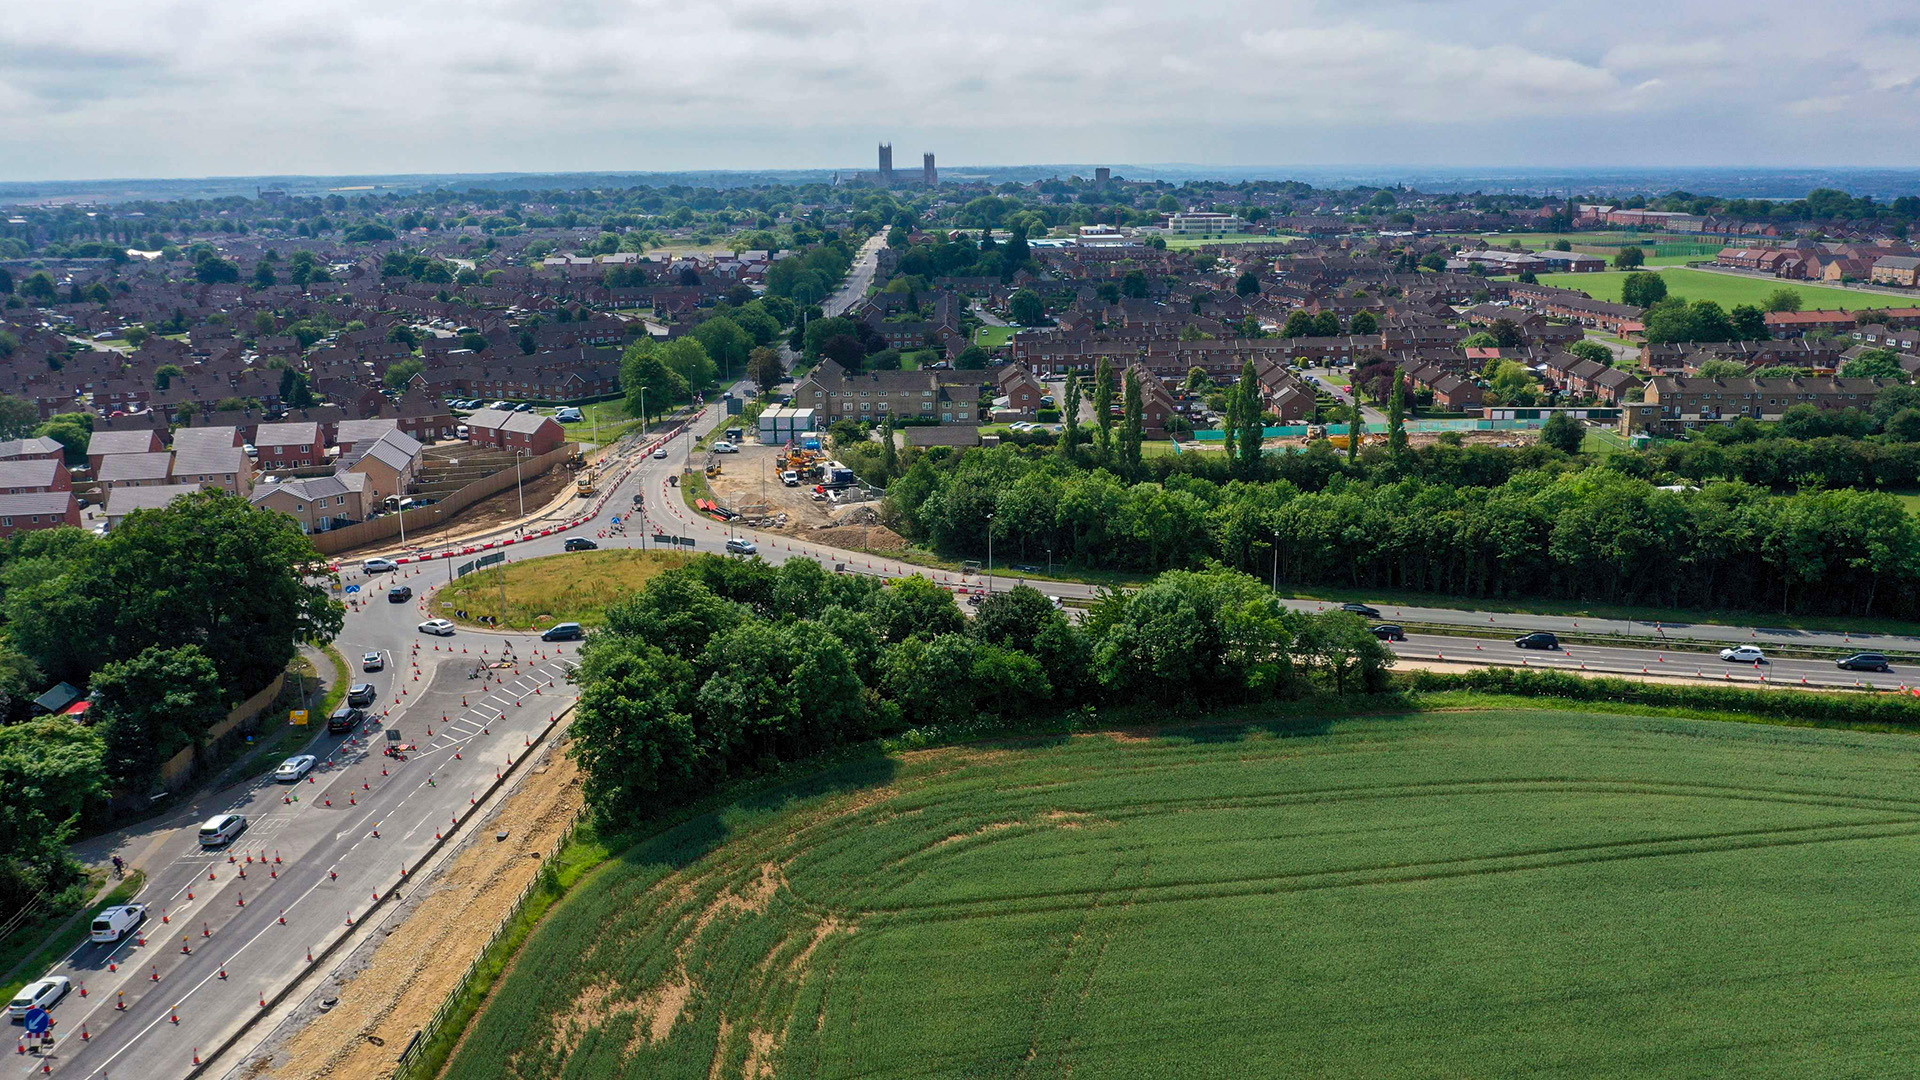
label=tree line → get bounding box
[569,555,1390,821]
[886,441,1920,619]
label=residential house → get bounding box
[249,473,370,534]
[170,426,254,497]
[86,428,165,473]
[791,361,971,424]
[0,457,71,494]
[1643,376,1890,423]
[253,420,326,470]
[1871,256,1920,288]
[995,366,1048,416]
[105,483,202,530]
[339,428,423,506]
[464,408,566,456]
[0,492,80,537]
[96,451,174,489]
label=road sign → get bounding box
[23,1006,49,1034]
[344,584,361,594]
[653,533,674,544]
[289,709,310,726]
[456,561,475,579]
[477,552,505,570]
[611,515,621,525]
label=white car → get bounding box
[8,976,70,1019]
[273,754,318,782]
[724,537,758,555]
[1720,645,1767,664]
[362,650,384,672]
[90,903,148,943]
[198,812,247,847]
[418,618,457,636]
[652,448,669,459]
[363,558,399,573]
[712,441,738,453]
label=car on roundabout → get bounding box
[565,537,598,551]
[724,537,758,555]
[362,650,384,672]
[363,558,399,573]
[418,618,457,636]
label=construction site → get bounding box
[693,435,908,551]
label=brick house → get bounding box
[253,421,326,469]
[791,361,971,424]
[86,428,165,473]
[1871,256,1920,288]
[996,366,1048,416]
[1644,376,1889,422]
[0,492,80,537]
[465,408,565,455]
[249,473,370,534]
[97,451,175,489]
[0,457,72,494]
[340,429,423,506]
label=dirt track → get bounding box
[248,740,584,1080]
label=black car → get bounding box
[388,585,413,603]
[347,683,378,708]
[1515,632,1560,650]
[1340,602,1382,619]
[327,705,364,734]
[1371,624,1407,642]
[565,537,598,552]
[1837,652,1892,672]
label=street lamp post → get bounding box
[514,449,526,525]
[985,512,995,595]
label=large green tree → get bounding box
[91,644,225,791]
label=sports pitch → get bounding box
[447,708,1920,1079]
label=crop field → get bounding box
[444,707,1920,1079]
[1538,267,1871,311]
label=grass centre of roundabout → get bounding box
[431,548,690,629]
[446,705,1920,1079]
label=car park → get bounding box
[1371,624,1407,642]
[273,754,318,782]
[1836,652,1892,672]
[419,618,456,636]
[725,537,758,555]
[9,977,71,1019]
[388,585,413,603]
[362,651,384,672]
[542,622,585,642]
[1340,603,1382,619]
[90,903,148,943]
[1720,645,1767,664]
[1515,632,1560,650]
[363,558,399,573]
[347,683,378,707]
[565,537,598,551]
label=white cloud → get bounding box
[5,0,1920,178]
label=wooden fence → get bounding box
[157,672,288,789]
[311,442,578,555]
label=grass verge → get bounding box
[397,823,609,1080]
[431,549,691,630]
[0,870,143,1002]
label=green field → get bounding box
[1539,268,1873,311]
[431,550,689,629]
[1166,232,1296,249]
[973,325,1015,348]
[446,707,1920,1079]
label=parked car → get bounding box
[1340,603,1382,619]
[1371,624,1407,642]
[418,618,456,636]
[362,650,384,672]
[90,903,148,943]
[781,470,799,486]
[347,683,378,708]
[1720,645,1767,664]
[388,585,413,603]
[565,537,598,551]
[542,622,585,642]
[513,403,533,412]
[9,976,71,1019]
[713,441,738,453]
[363,558,399,573]
[725,537,758,555]
[272,754,318,782]
[1837,652,1892,672]
[1515,632,1560,650]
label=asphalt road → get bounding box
[23,586,580,1077]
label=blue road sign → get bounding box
[612,515,621,525]
[345,584,361,594]
[23,1006,49,1034]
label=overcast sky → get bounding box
[7,0,1920,181]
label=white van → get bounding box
[90,903,148,943]
[198,813,247,847]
